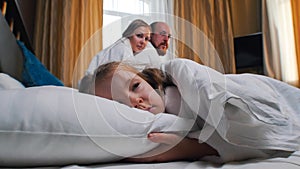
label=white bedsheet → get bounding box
[161,58,300,162]
[56,59,300,168]
[38,151,299,169]
[2,59,300,168]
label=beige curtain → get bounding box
[173,0,235,73]
[291,0,300,87]
[262,0,281,79]
[33,0,103,87]
[230,0,261,37]
[262,0,299,86]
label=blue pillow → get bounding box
[17,41,64,87]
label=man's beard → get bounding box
[156,42,168,56]
[156,48,166,56]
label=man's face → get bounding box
[150,23,171,56]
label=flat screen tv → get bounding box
[234,32,263,74]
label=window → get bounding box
[102,0,175,61]
[102,0,151,48]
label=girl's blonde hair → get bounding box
[94,61,139,84]
[79,61,175,96]
[79,62,138,95]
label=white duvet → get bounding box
[161,58,300,162]
[1,58,300,167]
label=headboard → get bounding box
[0,0,36,82]
[0,10,23,81]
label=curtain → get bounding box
[262,0,299,86]
[173,0,235,73]
[291,0,300,87]
[230,0,261,37]
[33,0,103,87]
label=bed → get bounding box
[1,1,300,168]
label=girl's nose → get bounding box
[133,98,148,110]
[133,97,142,107]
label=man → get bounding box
[129,21,172,69]
[150,22,172,56]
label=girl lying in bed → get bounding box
[79,58,300,163]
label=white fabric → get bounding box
[0,86,196,167]
[130,43,164,71]
[86,38,133,75]
[265,0,298,85]
[161,58,300,162]
[0,73,25,89]
[61,151,300,169]
[2,59,300,167]
[86,38,162,75]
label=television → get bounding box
[234,32,263,74]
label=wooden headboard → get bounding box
[1,0,36,51]
[0,9,23,81]
[0,0,36,81]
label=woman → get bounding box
[85,19,153,75]
[80,59,300,163]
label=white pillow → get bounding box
[0,73,24,89]
[0,86,195,167]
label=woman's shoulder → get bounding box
[96,38,133,58]
[108,38,131,51]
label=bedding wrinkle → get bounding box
[161,58,300,162]
[1,49,300,166]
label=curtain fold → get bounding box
[173,0,235,73]
[262,0,281,79]
[291,0,300,87]
[262,0,299,86]
[33,0,103,87]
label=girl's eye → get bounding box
[132,82,140,91]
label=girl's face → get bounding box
[129,26,151,54]
[95,69,165,114]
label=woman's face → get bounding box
[95,70,165,114]
[129,26,151,54]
